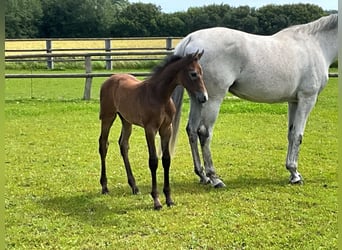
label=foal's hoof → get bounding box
[101,187,109,194]
[132,187,140,195]
[166,200,175,207]
[154,204,163,210]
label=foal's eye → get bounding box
[189,71,198,80]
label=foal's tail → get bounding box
[169,85,185,156]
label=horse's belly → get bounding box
[229,81,297,103]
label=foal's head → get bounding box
[178,50,208,104]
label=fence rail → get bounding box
[5,51,166,100]
[5,37,180,70]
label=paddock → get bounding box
[4,73,337,248]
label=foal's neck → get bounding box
[148,63,184,102]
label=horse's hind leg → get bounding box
[118,115,139,194]
[99,116,115,194]
[286,96,317,184]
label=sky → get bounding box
[129,0,338,13]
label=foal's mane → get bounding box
[283,14,338,35]
[150,54,183,78]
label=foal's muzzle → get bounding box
[196,91,208,104]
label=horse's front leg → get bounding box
[198,124,226,188]
[197,99,226,187]
[286,96,317,184]
[160,124,174,207]
[186,99,210,184]
[145,128,162,210]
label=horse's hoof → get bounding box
[290,179,304,185]
[199,177,211,185]
[289,174,303,185]
[214,181,226,188]
[211,178,226,188]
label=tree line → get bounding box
[5,0,337,39]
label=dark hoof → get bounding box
[289,174,303,185]
[166,201,175,207]
[101,187,109,194]
[154,204,163,210]
[290,179,304,185]
[132,187,140,195]
[214,182,226,188]
[199,178,211,185]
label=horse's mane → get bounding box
[282,14,338,35]
[150,54,183,77]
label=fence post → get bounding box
[166,37,173,50]
[46,39,54,69]
[105,38,112,70]
[83,55,92,100]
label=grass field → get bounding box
[5,72,337,249]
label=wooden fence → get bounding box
[5,37,338,100]
[5,37,181,99]
[5,51,174,100]
[5,37,180,70]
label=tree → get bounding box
[39,0,129,37]
[5,0,43,38]
[256,4,324,35]
[225,6,259,34]
[110,3,162,37]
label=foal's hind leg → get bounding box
[118,115,139,194]
[286,96,317,184]
[99,116,115,194]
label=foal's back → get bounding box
[100,74,142,121]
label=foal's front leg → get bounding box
[119,117,139,194]
[160,125,174,207]
[145,129,162,210]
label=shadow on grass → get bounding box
[39,175,332,227]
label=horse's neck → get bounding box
[314,29,338,66]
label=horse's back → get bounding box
[175,26,327,103]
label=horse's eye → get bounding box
[189,71,198,80]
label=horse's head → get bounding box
[178,50,208,104]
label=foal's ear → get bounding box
[198,49,204,59]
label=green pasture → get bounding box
[5,72,337,249]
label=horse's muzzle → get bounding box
[196,91,208,104]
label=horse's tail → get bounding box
[169,85,185,156]
[167,35,192,156]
